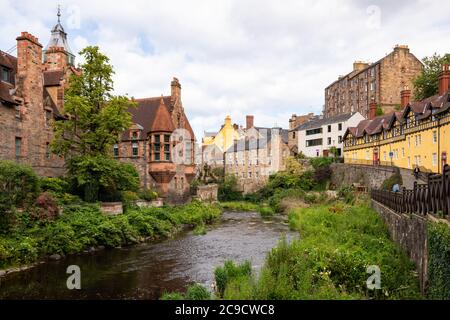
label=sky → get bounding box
[1,0,450,140]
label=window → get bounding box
[1,67,11,83]
[164,135,170,161]
[433,131,437,144]
[185,141,192,163]
[408,157,411,168]
[306,139,322,147]
[328,137,332,145]
[132,132,138,140]
[338,123,342,131]
[15,137,22,157]
[15,105,21,120]
[402,148,405,158]
[432,153,438,167]
[154,135,161,161]
[113,144,119,158]
[46,142,51,159]
[366,150,370,160]
[248,172,252,178]
[383,151,387,161]
[306,128,322,136]
[45,110,52,127]
[415,135,422,146]
[132,142,139,157]
[408,137,411,148]
[328,125,332,133]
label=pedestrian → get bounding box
[413,166,420,180]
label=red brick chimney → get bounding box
[369,99,377,120]
[246,115,254,129]
[44,46,68,71]
[439,64,450,96]
[16,32,43,103]
[400,85,411,108]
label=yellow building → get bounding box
[201,115,243,165]
[343,65,450,174]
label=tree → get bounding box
[413,53,450,100]
[51,46,138,202]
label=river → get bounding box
[0,211,296,300]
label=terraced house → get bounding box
[343,65,450,174]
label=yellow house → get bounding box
[201,115,243,165]
[343,65,450,174]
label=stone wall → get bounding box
[371,200,428,293]
[100,202,123,216]
[196,184,218,202]
[330,163,395,190]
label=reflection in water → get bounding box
[0,212,296,300]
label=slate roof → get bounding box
[225,127,289,153]
[292,113,356,132]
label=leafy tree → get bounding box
[51,46,138,202]
[376,106,384,116]
[413,53,450,100]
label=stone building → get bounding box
[324,45,423,119]
[0,11,77,177]
[115,78,196,202]
[0,12,197,203]
[288,113,317,155]
[224,121,290,194]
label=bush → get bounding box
[40,177,69,195]
[314,165,332,186]
[160,292,185,300]
[32,192,60,221]
[0,161,40,232]
[259,206,275,217]
[310,157,334,169]
[218,174,243,202]
[381,168,403,191]
[186,284,212,300]
[139,189,158,201]
[338,186,355,205]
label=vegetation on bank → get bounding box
[427,221,450,299]
[0,200,221,270]
[213,200,421,300]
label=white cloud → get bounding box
[1,0,449,139]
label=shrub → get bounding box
[310,157,334,169]
[139,189,158,201]
[40,177,69,195]
[186,284,212,300]
[0,161,40,232]
[160,292,185,300]
[218,174,243,201]
[32,192,60,221]
[338,186,355,205]
[381,168,403,191]
[427,222,450,299]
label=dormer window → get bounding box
[132,142,139,157]
[113,144,119,158]
[1,66,11,83]
[132,131,139,140]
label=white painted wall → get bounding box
[297,113,365,158]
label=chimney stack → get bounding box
[171,77,181,103]
[400,85,411,108]
[246,115,254,129]
[438,64,450,96]
[369,99,377,120]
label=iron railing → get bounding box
[371,165,450,218]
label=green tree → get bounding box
[51,46,138,202]
[413,53,450,100]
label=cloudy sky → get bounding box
[1,0,449,139]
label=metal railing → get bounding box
[371,165,450,218]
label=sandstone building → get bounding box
[0,12,77,177]
[0,12,197,202]
[115,78,196,202]
[224,120,290,194]
[324,45,423,119]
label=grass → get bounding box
[220,201,260,212]
[213,200,422,300]
[0,200,222,270]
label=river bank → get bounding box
[0,201,221,276]
[0,210,295,299]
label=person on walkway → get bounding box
[392,184,400,193]
[413,166,420,180]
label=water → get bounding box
[0,212,296,300]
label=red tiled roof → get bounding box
[150,97,175,132]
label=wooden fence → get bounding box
[371,165,450,218]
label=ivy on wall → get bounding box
[427,221,450,300]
